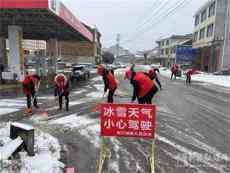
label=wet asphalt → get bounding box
[1,70,230,173]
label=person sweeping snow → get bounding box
[23,74,41,114]
[54,73,70,111]
[97,65,118,103]
[125,65,158,104]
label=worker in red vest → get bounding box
[148,68,162,90]
[125,67,158,104]
[186,69,193,85]
[171,64,178,80]
[23,74,40,113]
[54,73,69,111]
[97,65,118,103]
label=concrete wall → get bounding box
[222,0,230,68]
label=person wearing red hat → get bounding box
[97,65,117,103]
[171,64,178,80]
[103,68,117,103]
[22,73,41,113]
[54,73,70,111]
[125,67,158,104]
[186,69,193,85]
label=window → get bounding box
[209,2,216,17]
[165,48,169,55]
[162,41,164,46]
[161,49,164,55]
[194,32,199,41]
[166,40,169,45]
[195,15,200,26]
[207,24,214,37]
[199,28,206,40]
[201,9,207,22]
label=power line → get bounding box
[122,0,184,43]
[133,0,172,32]
[134,0,162,28]
[122,0,190,44]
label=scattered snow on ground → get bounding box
[50,114,100,148]
[157,134,230,172]
[91,76,101,82]
[0,122,64,173]
[69,99,88,106]
[72,89,87,95]
[0,108,20,116]
[0,98,25,116]
[86,84,104,99]
[38,95,54,101]
[93,84,104,91]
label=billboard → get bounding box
[176,46,198,64]
[0,0,49,9]
[101,103,156,139]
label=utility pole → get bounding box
[116,34,120,59]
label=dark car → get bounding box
[71,65,90,81]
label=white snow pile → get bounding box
[192,73,230,88]
[0,122,64,173]
[50,114,100,148]
[160,67,230,88]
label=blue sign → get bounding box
[176,46,198,63]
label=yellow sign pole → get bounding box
[97,137,107,173]
[149,138,155,173]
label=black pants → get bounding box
[186,75,191,85]
[108,89,116,103]
[138,86,158,104]
[171,72,176,80]
[26,91,38,109]
[155,77,162,89]
[59,94,69,111]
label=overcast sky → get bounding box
[61,0,208,53]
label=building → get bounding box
[193,0,230,72]
[156,34,192,67]
[58,26,102,64]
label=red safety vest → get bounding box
[133,72,154,97]
[54,74,68,94]
[22,75,34,95]
[107,71,117,90]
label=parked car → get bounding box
[77,63,96,70]
[71,65,90,81]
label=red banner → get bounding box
[58,2,93,42]
[101,104,156,139]
[0,0,48,9]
